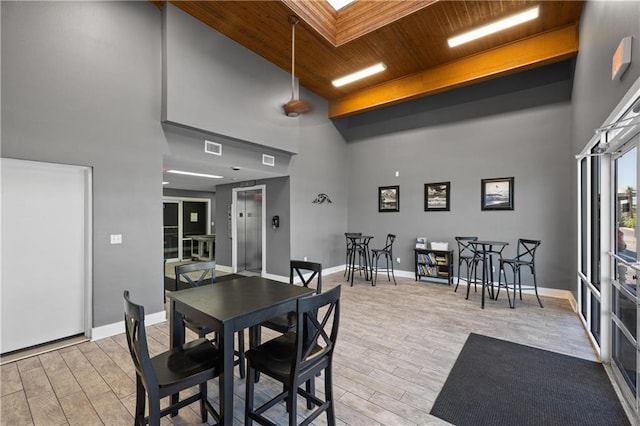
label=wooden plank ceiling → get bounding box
[157,1,584,119]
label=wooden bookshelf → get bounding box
[414,248,454,285]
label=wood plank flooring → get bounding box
[0,272,600,425]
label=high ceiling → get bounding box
[158,0,584,191]
[160,0,583,118]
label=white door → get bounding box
[1,159,91,354]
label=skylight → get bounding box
[326,0,356,11]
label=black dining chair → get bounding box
[245,285,341,426]
[370,234,397,286]
[175,261,246,378]
[123,290,220,426]
[454,236,479,293]
[498,239,543,308]
[261,260,322,335]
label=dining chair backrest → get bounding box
[382,234,396,252]
[123,290,157,391]
[455,236,478,258]
[175,260,216,289]
[293,285,341,377]
[290,260,322,295]
[515,239,541,264]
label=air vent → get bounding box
[204,140,222,156]
[262,154,275,167]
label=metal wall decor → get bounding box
[312,193,332,204]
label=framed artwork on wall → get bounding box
[424,182,450,211]
[378,185,400,212]
[481,177,514,210]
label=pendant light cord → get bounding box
[290,18,296,100]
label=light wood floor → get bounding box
[0,272,600,425]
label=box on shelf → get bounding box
[415,237,428,249]
[430,242,448,250]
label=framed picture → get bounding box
[424,182,450,211]
[378,185,400,212]
[481,177,514,210]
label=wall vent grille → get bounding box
[204,140,222,156]
[262,154,275,167]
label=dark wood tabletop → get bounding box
[166,275,314,425]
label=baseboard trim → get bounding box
[91,310,166,341]
[452,277,575,304]
[216,264,233,273]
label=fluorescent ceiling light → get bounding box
[332,63,386,87]
[162,181,169,185]
[166,169,223,179]
[326,0,356,11]
[447,6,539,48]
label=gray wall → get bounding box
[571,1,640,155]
[1,1,166,324]
[162,3,300,154]
[289,89,349,268]
[336,63,575,290]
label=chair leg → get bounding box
[148,394,161,426]
[532,265,544,308]
[134,376,145,426]
[499,265,514,309]
[372,253,378,286]
[199,382,208,423]
[389,253,397,285]
[325,365,336,426]
[306,377,315,409]
[518,267,523,300]
[454,260,462,292]
[465,261,472,300]
[288,381,297,426]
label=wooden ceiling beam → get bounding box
[328,24,579,119]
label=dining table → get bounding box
[467,240,509,308]
[166,275,315,425]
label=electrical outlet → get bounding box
[304,256,308,261]
[396,257,401,263]
[110,234,122,244]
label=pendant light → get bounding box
[283,16,311,117]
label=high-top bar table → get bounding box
[467,240,508,308]
[166,276,314,425]
[345,234,374,285]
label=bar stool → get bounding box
[454,236,479,293]
[370,234,397,286]
[498,239,542,308]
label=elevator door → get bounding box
[236,189,262,273]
